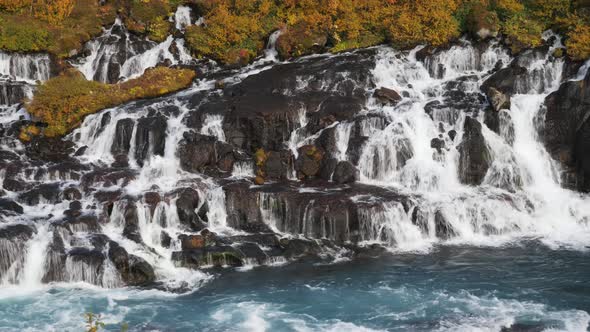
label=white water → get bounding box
[0,51,51,83]
[174,6,193,31]
[119,36,176,81]
[1,31,590,297]
[73,19,189,83]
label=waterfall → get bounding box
[174,6,193,31]
[119,36,176,81]
[73,19,184,83]
[0,51,51,83]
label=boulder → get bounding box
[486,87,511,112]
[18,183,62,205]
[332,161,359,184]
[0,198,23,215]
[434,210,456,239]
[175,188,206,231]
[177,132,234,175]
[108,242,155,286]
[295,145,324,179]
[543,69,590,191]
[134,115,167,166]
[373,87,402,106]
[171,245,243,268]
[458,117,491,185]
[111,118,134,155]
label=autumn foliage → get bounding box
[0,0,74,24]
[2,0,590,63]
[26,67,196,137]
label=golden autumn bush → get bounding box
[0,0,117,56]
[26,67,195,137]
[2,0,590,64]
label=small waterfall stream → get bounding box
[1,29,590,299]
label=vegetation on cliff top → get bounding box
[23,67,195,138]
[1,0,589,64]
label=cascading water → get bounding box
[73,19,187,83]
[1,25,590,330]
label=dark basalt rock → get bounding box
[373,87,402,106]
[111,118,135,155]
[543,69,590,191]
[111,154,129,168]
[458,117,491,185]
[127,255,156,286]
[486,87,511,112]
[332,161,359,184]
[67,247,105,273]
[80,168,137,189]
[26,136,75,162]
[223,182,269,233]
[280,238,322,258]
[122,200,142,243]
[307,96,364,134]
[295,145,324,179]
[18,183,62,205]
[260,150,292,180]
[434,210,456,239]
[0,223,35,240]
[134,115,167,166]
[0,198,24,215]
[174,187,206,231]
[0,80,29,105]
[177,131,235,175]
[172,245,244,268]
[62,186,82,201]
[481,64,528,97]
[55,214,100,234]
[430,137,446,153]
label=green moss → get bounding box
[330,32,386,53]
[502,13,544,53]
[0,0,117,57]
[26,67,195,137]
[125,0,172,42]
[0,15,51,52]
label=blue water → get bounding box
[1,242,589,331]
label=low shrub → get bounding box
[26,67,195,137]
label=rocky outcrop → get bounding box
[134,114,167,166]
[111,118,135,155]
[543,69,590,191]
[177,132,235,175]
[373,87,402,106]
[458,117,491,185]
[332,161,359,184]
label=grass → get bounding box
[25,67,195,138]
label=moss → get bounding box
[0,15,52,52]
[330,32,386,53]
[566,24,590,60]
[125,0,172,42]
[0,0,117,57]
[18,125,41,142]
[26,67,195,137]
[502,13,544,53]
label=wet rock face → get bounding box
[373,87,402,106]
[111,118,135,155]
[332,161,359,184]
[295,145,324,179]
[0,198,24,215]
[135,115,167,166]
[458,117,492,185]
[174,188,206,231]
[177,132,235,175]
[0,81,30,105]
[543,70,590,191]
